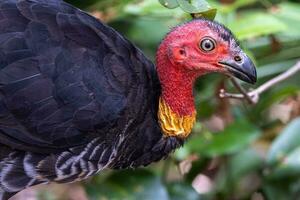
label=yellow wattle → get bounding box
[158,97,196,138]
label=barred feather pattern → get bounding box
[0,133,182,199]
[0,137,119,199]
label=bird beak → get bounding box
[219,54,257,84]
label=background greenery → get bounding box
[30,0,300,199]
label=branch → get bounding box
[219,61,300,104]
[229,77,256,104]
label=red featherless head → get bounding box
[156,19,257,116]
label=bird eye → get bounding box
[200,37,216,52]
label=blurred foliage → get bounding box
[53,0,300,199]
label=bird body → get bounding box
[0,0,256,199]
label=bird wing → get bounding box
[0,0,157,153]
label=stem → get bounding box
[229,77,255,104]
[219,61,300,104]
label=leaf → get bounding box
[125,0,184,17]
[228,148,263,182]
[177,0,211,13]
[202,121,260,156]
[214,149,263,198]
[86,170,169,200]
[259,46,300,65]
[268,147,300,179]
[257,60,298,78]
[192,8,217,20]
[159,0,179,9]
[267,117,300,166]
[229,12,286,40]
[250,86,300,121]
[245,34,300,64]
[220,0,259,14]
[167,182,199,200]
[263,181,294,200]
[187,120,261,157]
[275,2,300,37]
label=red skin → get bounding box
[156,20,232,116]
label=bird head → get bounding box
[156,19,257,138]
[157,19,257,84]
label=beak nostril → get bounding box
[234,56,242,63]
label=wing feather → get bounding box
[0,0,143,153]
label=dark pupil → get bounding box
[204,41,211,49]
[202,40,213,51]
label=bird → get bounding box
[0,0,257,199]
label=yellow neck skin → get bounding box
[158,97,196,138]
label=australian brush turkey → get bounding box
[0,0,257,198]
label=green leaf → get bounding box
[275,2,300,37]
[167,182,199,200]
[159,0,179,9]
[263,181,294,200]
[192,8,217,20]
[203,121,260,156]
[257,60,298,79]
[267,117,300,166]
[214,149,263,198]
[259,46,300,65]
[220,0,259,14]
[245,34,300,63]
[229,12,287,40]
[177,0,211,13]
[228,149,263,182]
[268,147,300,179]
[187,120,261,157]
[86,170,169,200]
[125,0,184,17]
[250,86,300,121]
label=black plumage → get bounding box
[0,0,183,198]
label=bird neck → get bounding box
[159,65,197,115]
[156,44,202,138]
